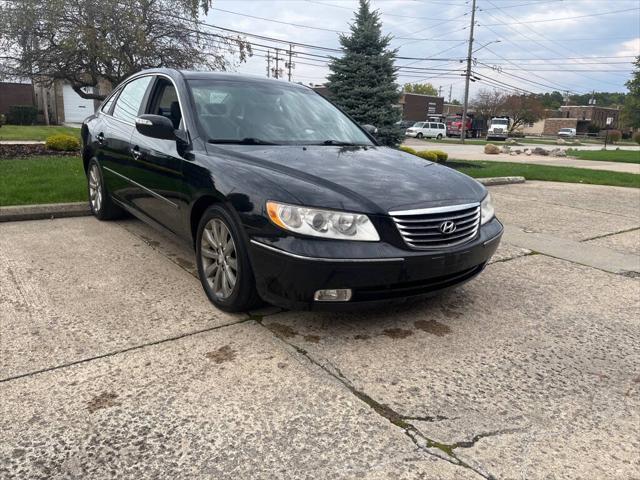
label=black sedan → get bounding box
[81,69,502,311]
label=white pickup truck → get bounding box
[486,117,510,141]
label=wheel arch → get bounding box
[189,194,224,247]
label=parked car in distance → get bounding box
[557,128,576,138]
[396,120,415,130]
[405,121,446,139]
[81,69,502,311]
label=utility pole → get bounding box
[448,84,452,103]
[438,86,442,97]
[274,49,281,79]
[460,0,476,143]
[266,50,271,78]
[287,44,293,82]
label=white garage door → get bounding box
[62,84,96,123]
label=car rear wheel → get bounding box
[416,132,423,139]
[436,134,443,140]
[196,205,259,312]
[87,159,123,220]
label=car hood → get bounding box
[206,144,486,213]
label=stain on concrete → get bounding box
[414,320,451,337]
[382,328,413,339]
[266,322,297,338]
[87,392,121,413]
[173,257,195,271]
[205,345,237,364]
[277,362,287,369]
[354,334,370,341]
[303,334,321,343]
[140,235,160,248]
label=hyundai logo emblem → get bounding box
[440,220,457,234]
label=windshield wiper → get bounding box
[319,140,363,146]
[208,137,279,145]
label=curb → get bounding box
[477,176,526,186]
[0,202,91,222]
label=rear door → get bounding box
[100,75,154,203]
[127,76,188,235]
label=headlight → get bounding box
[266,201,380,241]
[480,193,495,225]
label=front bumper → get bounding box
[248,218,503,310]
[405,131,418,137]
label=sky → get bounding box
[202,0,640,101]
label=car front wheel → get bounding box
[416,132,423,139]
[196,205,259,312]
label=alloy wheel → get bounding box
[88,164,102,213]
[200,218,238,299]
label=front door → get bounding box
[127,77,188,235]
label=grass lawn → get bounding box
[0,125,81,141]
[0,156,86,206]
[413,138,585,146]
[449,160,640,189]
[566,149,640,164]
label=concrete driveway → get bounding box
[403,138,640,174]
[1,182,639,479]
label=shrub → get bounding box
[7,105,38,125]
[0,113,6,126]
[415,150,437,162]
[633,132,640,145]
[398,146,416,155]
[587,124,600,134]
[45,134,80,151]
[429,150,448,163]
[606,130,621,143]
[510,131,524,138]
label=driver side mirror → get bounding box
[361,124,378,135]
[135,114,176,140]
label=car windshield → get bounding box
[187,79,373,146]
[492,119,508,125]
[559,128,571,132]
[412,122,425,128]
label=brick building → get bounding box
[398,93,444,121]
[0,82,35,115]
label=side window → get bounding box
[149,80,182,129]
[101,91,117,114]
[112,76,152,124]
[429,123,437,129]
[439,124,445,130]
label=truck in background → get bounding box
[486,117,511,141]
[445,113,485,138]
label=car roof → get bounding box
[129,68,310,90]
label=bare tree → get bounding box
[471,89,506,120]
[0,0,251,100]
[501,94,545,132]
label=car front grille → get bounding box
[390,203,480,250]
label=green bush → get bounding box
[606,130,621,143]
[633,132,640,145]
[7,105,38,125]
[415,150,437,162]
[45,134,81,151]
[429,150,448,163]
[398,146,417,155]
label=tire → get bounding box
[416,132,423,139]
[87,159,123,220]
[196,204,259,312]
[436,134,443,140]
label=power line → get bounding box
[480,6,639,26]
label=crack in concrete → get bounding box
[259,319,498,479]
[0,317,252,384]
[580,226,640,242]
[403,414,452,423]
[452,428,523,449]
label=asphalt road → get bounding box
[403,138,640,174]
[1,182,639,479]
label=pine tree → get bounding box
[327,0,401,146]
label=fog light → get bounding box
[313,289,352,302]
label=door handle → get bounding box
[131,146,142,161]
[96,132,105,144]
